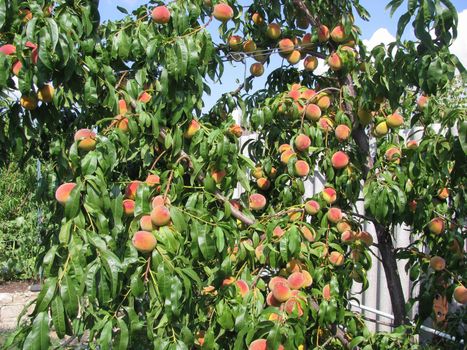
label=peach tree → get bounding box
[0,0,466,349]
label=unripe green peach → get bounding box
[374,121,389,137]
[357,108,373,125]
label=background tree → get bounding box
[0,0,465,349]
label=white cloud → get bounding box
[362,28,396,50]
[450,9,467,68]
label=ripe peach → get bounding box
[302,270,313,287]
[222,277,236,287]
[268,312,281,321]
[406,140,418,149]
[428,217,445,234]
[357,108,373,125]
[322,187,337,204]
[250,62,264,77]
[125,181,141,200]
[280,149,296,165]
[236,280,249,297]
[251,12,263,25]
[268,276,288,290]
[266,292,281,307]
[288,272,306,289]
[132,231,157,254]
[243,39,257,53]
[37,84,54,103]
[272,282,292,302]
[286,259,302,273]
[184,119,201,138]
[327,207,342,224]
[20,95,38,110]
[385,147,401,163]
[288,89,301,101]
[429,256,446,271]
[151,6,170,24]
[318,117,334,132]
[323,284,331,301]
[278,38,295,55]
[211,169,226,184]
[278,144,292,154]
[74,129,97,151]
[329,251,344,266]
[387,113,404,128]
[152,195,170,208]
[213,3,234,22]
[122,199,135,216]
[30,47,38,64]
[295,160,310,177]
[113,115,129,132]
[284,297,304,316]
[150,205,171,226]
[228,35,243,51]
[146,174,160,187]
[318,25,330,42]
[229,124,243,137]
[355,231,373,247]
[138,91,151,103]
[303,201,320,216]
[55,183,77,205]
[302,33,312,48]
[453,285,467,304]
[255,244,264,260]
[330,25,347,42]
[374,121,389,137]
[118,99,128,115]
[305,104,321,121]
[12,60,22,76]
[417,95,429,111]
[0,44,16,55]
[249,339,285,350]
[300,226,315,242]
[273,226,285,238]
[249,193,267,211]
[331,151,349,169]
[302,89,316,100]
[267,23,281,40]
[341,230,355,244]
[336,220,351,233]
[328,52,342,71]
[335,124,351,142]
[437,188,449,200]
[303,56,318,72]
[316,94,331,110]
[288,211,302,221]
[252,166,264,179]
[140,215,154,232]
[257,177,270,190]
[287,50,301,65]
[294,134,311,152]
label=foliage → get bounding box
[0,0,465,349]
[0,161,40,281]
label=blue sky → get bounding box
[99,1,467,111]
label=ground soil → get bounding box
[0,280,35,294]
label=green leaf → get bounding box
[170,206,187,232]
[60,275,79,318]
[99,319,113,350]
[23,312,50,350]
[51,296,66,339]
[115,318,129,350]
[34,277,57,313]
[0,0,5,29]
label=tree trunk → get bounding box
[375,224,408,326]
